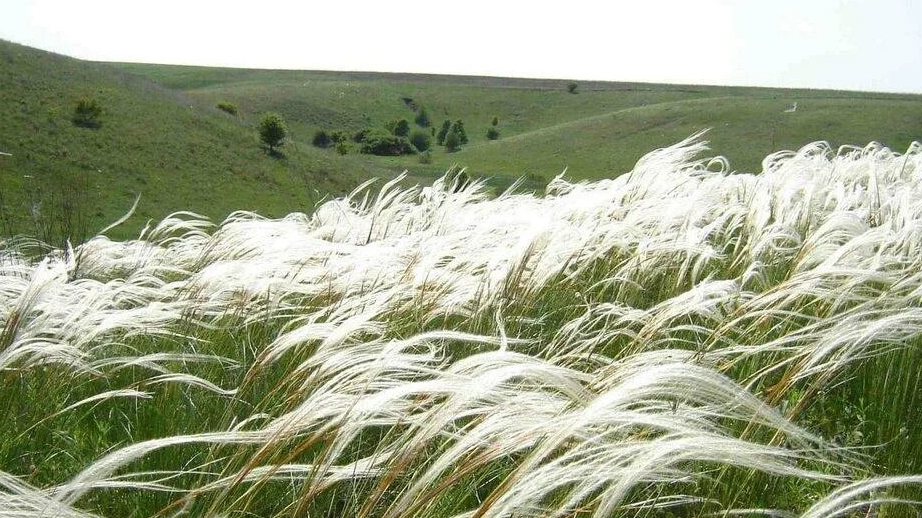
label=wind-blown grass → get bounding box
[2,135,922,517]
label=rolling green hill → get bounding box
[119,63,922,181]
[0,41,372,244]
[2,39,920,246]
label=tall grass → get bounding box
[2,135,922,517]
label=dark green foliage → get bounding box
[410,130,431,152]
[486,127,499,140]
[359,130,414,156]
[331,130,349,144]
[450,120,468,144]
[391,118,411,137]
[72,98,102,128]
[216,101,238,116]
[491,116,499,126]
[258,112,287,152]
[444,129,461,152]
[401,96,418,110]
[567,82,578,94]
[415,107,431,127]
[312,129,332,148]
[335,141,350,155]
[353,128,374,143]
[436,119,451,145]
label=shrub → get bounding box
[72,98,102,128]
[491,116,499,126]
[391,118,411,137]
[353,128,374,143]
[312,129,332,148]
[331,130,349,144]
[335,141,350,155]
[444,129,461,152]
[401,97,418,110]
[410,130,431,152]
[258,112,287,153]
[567,82,578,94]
[359,130,414,156]
[216,101,238,116]
[450,120,468,144]
[415,107,431,127]
[486,127,499,140]
[436,120,451,145]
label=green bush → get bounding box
[216,101,238,116]
[436,120,451,145]
[415,107,431,127]
[359,130,414,156]
[450,120,468,144]
[444,129,461,152]
[331,130,349,144]
[491,116,499,126]
[353,128,374,143]
[486,127,499,140]
[335,141,350,155]
[258,112,287,153]
[567,82,578,94]
[391,119,411,137]
[410,130,431,152]
[401,96,418,110]
[72,98,102,129]
[312,129,332,148]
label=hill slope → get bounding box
[0,41,369,243]
[119,63,922,181]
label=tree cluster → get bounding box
[72,98,102,129]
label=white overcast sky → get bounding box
[2,0,921,93]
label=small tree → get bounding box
[491,116,499,126]
[436,119,451,145]
[359,130,414,156]
[353,128,374,143]
[72,98,102,128]
[486,127,499,140]
[415,107,431,127]
[450,120,468,144]
[444,129,461,152]
[410,130,431,152]
[312,129,332,148]
[331,130,349,144]
[567,82,578,94]
[258,112,287,153]
[391,118,411,137]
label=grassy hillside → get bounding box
[0,41,372,244]
[119,63,922,181]
[3,41,920,245]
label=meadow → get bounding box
[3,38,920,247]
[2,136,922,517]
[120,62,922,181]
[0,41,368,245]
